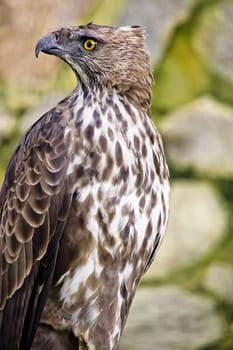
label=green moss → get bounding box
[53,64,77,93]
[81,0,126,26]
[0,80,45,117]
[215,236,233,266]
[200,332,233,350]
[168,164,196,180]
[210,74,233,107]
[151,0,233,115]
[216,179,233,266]
[0,130,22,186]
[188,0,233,107]
[152,32,210,114]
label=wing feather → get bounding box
[0,108,73,349]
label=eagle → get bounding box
[0,23,169,350]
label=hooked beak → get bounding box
[35,33,63,58]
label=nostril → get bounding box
[54,32,59,42]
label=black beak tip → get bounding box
[35,44,41,58]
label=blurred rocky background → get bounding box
[0,0,233,349]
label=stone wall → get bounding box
[0,1,233,349]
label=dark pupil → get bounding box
[87,41,93,48]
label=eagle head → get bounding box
[35,23,153,112]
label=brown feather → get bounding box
[0,107,72,330]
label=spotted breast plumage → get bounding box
[0,23,170,350]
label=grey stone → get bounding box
[145,180,227,278]
[121,286,223,350]
[160,97,233,177]
[117,0,195,64]
[203,263,233,303]
[193,0,233,83]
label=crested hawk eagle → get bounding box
[0,23,169,350]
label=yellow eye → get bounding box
[83,39,96,51]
